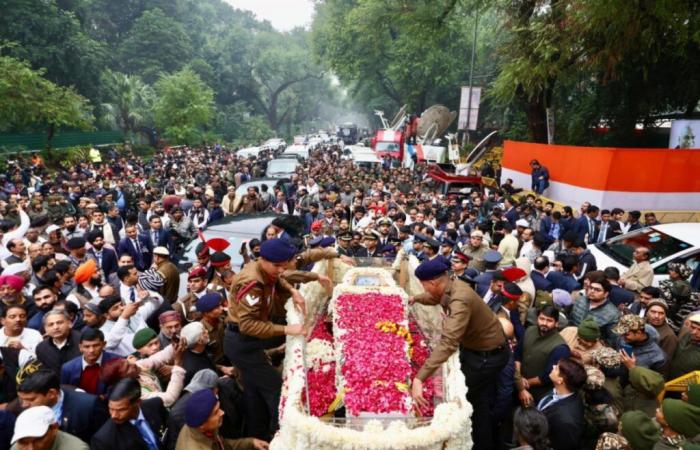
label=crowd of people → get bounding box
[0,142,699,450]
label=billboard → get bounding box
[458,86,481,131]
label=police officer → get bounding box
[410,257,509,450]
[336,231,355,257]
[224,238,307,440]
[475,250,504,297]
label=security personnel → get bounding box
[224,238,307,440]
[174,266,218,323]
[475,250,504,297]
[197,292,227,364]
[411,258,509,450]
[354,231,381,258]
[450,249,479,288]
[336,231,355,257]
[209,251,235,292]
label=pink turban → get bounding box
[0,275,25,291]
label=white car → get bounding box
[284,144,309,160]
[262,138,286,151]
[237,146,261,158]
[589,222,700,286]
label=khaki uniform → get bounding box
[175,425,255,450]
[202,315,226,364]
[174,289,219,323]
[227,260,294,339]
[416,278,506,381]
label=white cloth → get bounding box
[0,327,43,355]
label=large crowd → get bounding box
[0,142,699,450]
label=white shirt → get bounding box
[0,327,42,355]
[81,353,105,370]
[101,293,164,356]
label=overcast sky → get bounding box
[224,0,316,31]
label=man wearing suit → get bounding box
[16,370,109,443]
[143,216,170,252]
[117,224,153,271]
[596,209,622,244]
[86,230,119,279]
[573,205,600,244]
[504,198,519,228]
[91,378,169,450]
[475,250,504,297]
[532,256,554,292]
[537,358,586,450]
[60,328,120,396]
[604,267,635,307]
[547,255,581,293]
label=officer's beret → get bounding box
[98,295,122,314]
[308,236,323,247]
[320,237,336,248]
[195,242,210,257]
[185,389,218,428]
[210,251,231,268]
[188,266,208,280]
[196,293,223,313]
[484,250,502,264]
[66,237,86,250]
[132,327,157,349]
[415,258,451,281]
[502,282,523,300]
[502,267,527,282]
[260,238,298,263]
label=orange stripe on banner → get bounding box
[502,141,700,193]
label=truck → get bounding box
[336,123,358,145]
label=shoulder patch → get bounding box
[245,294,260,306]
[235,280,260,303]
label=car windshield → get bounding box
[267,159,298,172]
[596,227,692,266]
[376,142,400,153]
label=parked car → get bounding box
[262,138,286,151]
[265,158,300,178]
[237,146,261,158]
[178,212,279,295]
[284,144,309,160]
[589,223,700,286]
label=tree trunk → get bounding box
[46,124,56,150]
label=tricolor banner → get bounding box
[501,140,700,211]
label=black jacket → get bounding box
[542,392,585,450]
[59,387,110,443]
[91,398,168,450]
[35,331,82,378]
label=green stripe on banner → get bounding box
[0,131,125,151]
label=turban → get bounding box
[0,274,25,291]
[74,259,97,284]
[139,269,164,291]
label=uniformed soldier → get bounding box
[475,250,504,297]
[209,251,235,292]
[224,238,309,440]
[376,217,392,247]
[173,266,217,323]
[450,249,478,288]
[336,231,355,257]
[410,257,509,450]
[354,230,382,258]
[197,292,227,365]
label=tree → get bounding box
[0,55,94,145]
[0,0,105,102]
[153,68,215,144]
[100,70,155,138]
[117,8,193,83]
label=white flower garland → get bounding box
[273,263,472,450]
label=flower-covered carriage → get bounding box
[270,257,472,450]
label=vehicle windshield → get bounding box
[376,142,400,153]
[267,159,298,173]
[596,227,692,266]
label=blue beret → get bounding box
[320,237,335,248]
[484,250,503,264]
[415,258,451,281]
[260,238,298,263]
[308,236,323,247]
[196,293,223,313]
[185,389,218,428]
